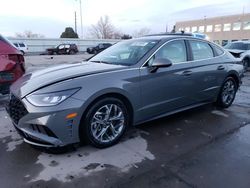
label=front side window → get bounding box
[19,43,25,47]
[148,40,187,66]
[58,45,64,49]
[189,40,214,60]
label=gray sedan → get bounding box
[7,35,244,149]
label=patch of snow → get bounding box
[211,110,229,118]
[32,136,155,182]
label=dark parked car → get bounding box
[0,35,25,95]
[87,43,112,54]
[7,34,243,150]
[224,41,250,71]
[46,44,78,55]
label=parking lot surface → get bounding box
[0,55,250,188]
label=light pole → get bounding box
[79,0,83,39]
[75,0,83,38]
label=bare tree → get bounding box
[15,30,45,38]
[132,27,151,38]
[88,16,116,39]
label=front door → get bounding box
[139,40,195,121]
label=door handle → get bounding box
[217,65,225,70]
[182,70,192,76]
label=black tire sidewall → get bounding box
[82,97,129,148]
[243,58,249,72]
[217,77,237,108]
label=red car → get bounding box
[0,35,25,95]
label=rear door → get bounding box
[186,39,227,102]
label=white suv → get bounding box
[13,42,28,55]
[224,41,250,71]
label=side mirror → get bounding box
[149,58,173,73]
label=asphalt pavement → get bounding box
[0,55,250,188]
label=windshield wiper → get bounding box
[89,60,112,64]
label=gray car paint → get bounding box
[8,36,244,147]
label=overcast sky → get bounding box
[0,0,249,38]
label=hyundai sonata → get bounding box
[7,34,244,149]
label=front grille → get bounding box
[8,94,28,124]
[0,83,11,95]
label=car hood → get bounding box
[11,61,125,98]
[226,49,246,54]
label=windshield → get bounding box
[89,39,159,66]
[224,42,250,50]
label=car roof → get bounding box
[230,41,250,44]
[136,35,200,42]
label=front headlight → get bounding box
[26,88,80,107]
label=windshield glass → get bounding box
[89,39,159,66]
[224,42,249,50]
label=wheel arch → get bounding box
[78,92,134,143]
[226,71,240,89]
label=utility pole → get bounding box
[79,0,83,39]
[74,11,77,34]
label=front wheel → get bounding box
[81,98,129,148]
[216,77,238,108]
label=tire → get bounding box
[20,50,25,55]
[242,58,249,72]
[81,97,129,148]
[216,77,238,108]
[69,50,75,55]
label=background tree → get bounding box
[89,16,116,39]
[132,27,151,38]
[60,27,79,38]
[15,30,45,38]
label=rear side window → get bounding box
[212,45,224,56]
[190,40,214,60]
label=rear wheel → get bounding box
[216,77,237,108]
[81,98,129,148]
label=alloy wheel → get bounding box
[90,104,125,143]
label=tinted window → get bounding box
[153,40,187,64]
[190,40,214,60]
[19,43,25,47]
